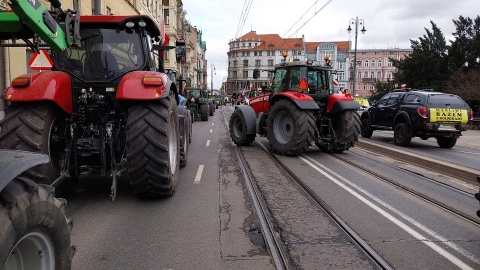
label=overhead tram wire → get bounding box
[235,0,254,39]
[270,0,333,50]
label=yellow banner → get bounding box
[429,108,468,124]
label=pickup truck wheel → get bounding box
[0,103,67,184]
[394,123,412,146]
[126,97,180,198]
[361,118,373,138]
[437,137,457,148]
[229,109,255,146]
[267,100,315,156]
[0,177,74,269]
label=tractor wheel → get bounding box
[179,110,189,168]
[394,123,412,146]
[266,99,315,156]
[324,110,361,153]
[209,104,214,116]
[200,104,209,121]
[0,103,67,184]
[229,109,255,146]
[0,177,74,269]
[360,118,373,138]
[126,96,180,198]
[437,137,457,148]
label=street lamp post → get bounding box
[347,17,366,97]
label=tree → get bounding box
[392,21,450,91]
[446,16,480,101]
[371,79,396,101]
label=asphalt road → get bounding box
[66,105,480,269]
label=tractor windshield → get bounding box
[272,66,334,94]
[54,27,145,81]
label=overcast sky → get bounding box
[182,0,480,89]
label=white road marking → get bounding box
[194,165,204,184]
[212,123,214,126]
[300,155,478,269]
[210,129,213,133]
[206,140,210,147]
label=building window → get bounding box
[371,72,374,78]
[268,59,273,67]
[243,60,248,67]
[164,9,169,25]
[249,43,251,47]
[388,61,393,67]
[358,72,361,79]
[364,72,368,78]
[255,60,261,67]
[364,61,369,67]
[254,51,257,56]
[378,60,382,67]
[233,60,237,67]
[377,72,381,79]
[246,51,250,57]
[243,71,248,78]
[371,60,375,67]
[242,52,245,56]
[271,51,275,56]
[364,85,367,90]
[233,71,237,78]
[387,72,392,79]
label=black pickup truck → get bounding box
[360,89,472,148]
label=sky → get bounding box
[181,0,480,90]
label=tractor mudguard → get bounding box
[0,150,49,192]
[326,93,360,113]
[256,112,268,136]
[270,92,319,110]
[116,71,171,100]
[235,105,257,134]
[5,72,73,113]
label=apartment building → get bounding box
[348,49,412,97]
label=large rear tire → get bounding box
[0,103,67,184]
[266,100,315,156]
[200,104,209,121]
[229,109,255,146]
[328,110,361,153]
[126,97,180,198]
[0,177,74,269]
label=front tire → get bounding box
[394,123,412,146]
[229,109,255,146]
[0,103,67,184]
[437,137,457,148]
[0,177,74,269]
[361,118,373,138]
[126,97,180,198]
[266,100,315,156]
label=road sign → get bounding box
[28,50,53,70]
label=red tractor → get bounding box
[0,1,187,200]
[229,57,361,155]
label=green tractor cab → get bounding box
[186,87,210,121]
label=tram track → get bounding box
[329,146,480,226]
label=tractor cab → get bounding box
[53,16,158,82]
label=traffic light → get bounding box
[253,68,260,79]
[175,39,186,63]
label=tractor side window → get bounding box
[272,69,288,93]
[288,67,303,90]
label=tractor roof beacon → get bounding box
[0,1,185,202]
[229,56,361,155]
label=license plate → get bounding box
[438,124,455,130]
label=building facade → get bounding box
[347,48,412,97]
[226,31,349,95]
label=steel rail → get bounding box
[254,142,394,270]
